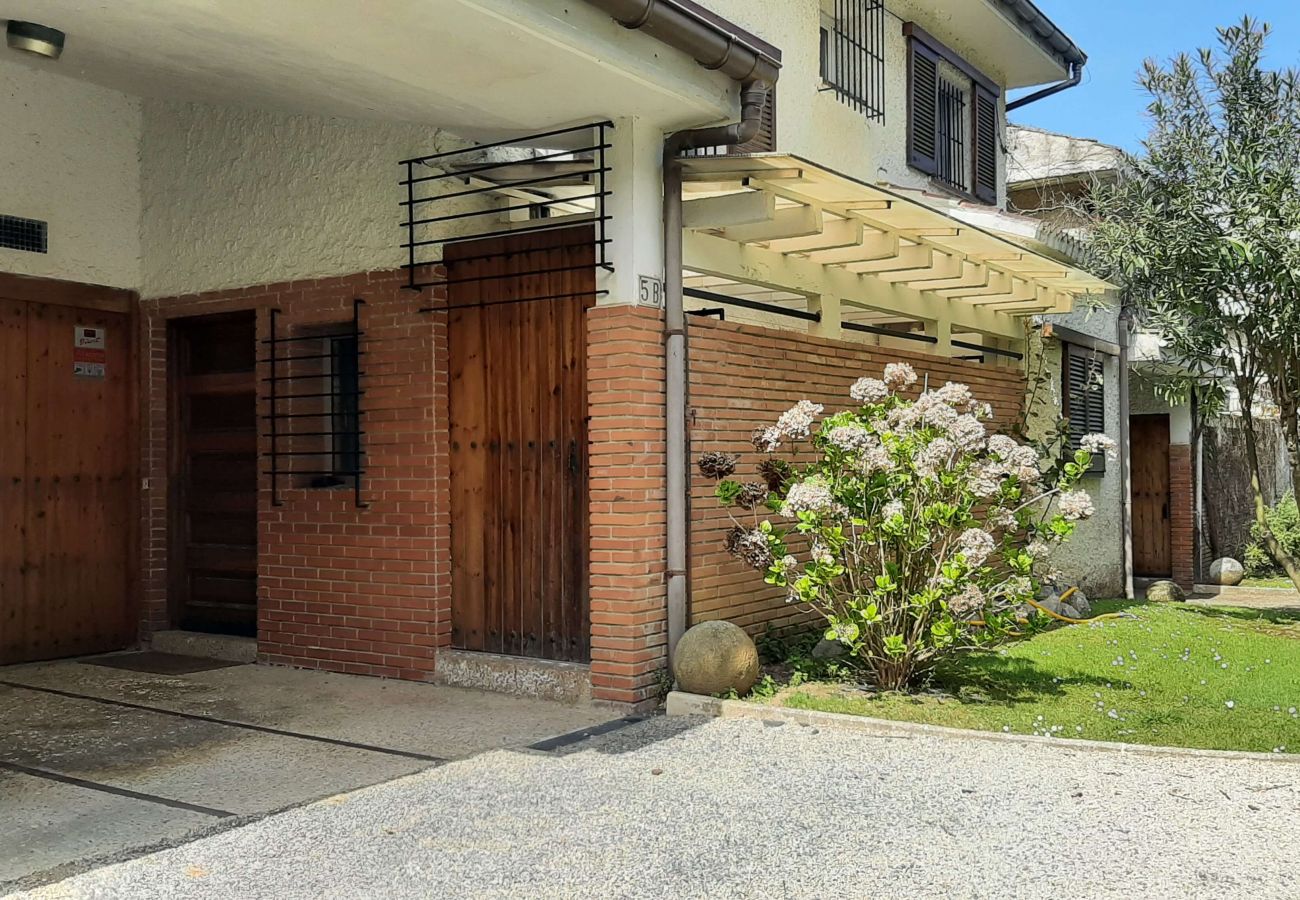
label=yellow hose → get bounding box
[971,586,1131,627]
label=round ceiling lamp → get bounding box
[6,21,66,59]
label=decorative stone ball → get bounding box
[1145,580,1186,603]
[1209,557,1245,586]
[673,620,760,696]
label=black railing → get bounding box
[842,321,938,344]
[262,299,367,508]
[819,0,885,121]
[684,287,820,322]
[399,122,613,302]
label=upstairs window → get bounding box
[1062,342,1107,474]
[819,0,885,121]
[906,23,1000,203]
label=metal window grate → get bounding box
[0,214,47,253]
[261,299,368,507]
[936,74,968,192]
[819,0,885,121]
[400,121,613,302]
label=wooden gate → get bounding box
[1132,414,1172,577]
[169,313,259,636]
[0,284,134,665]
[446,226,593,662]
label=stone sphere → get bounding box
[673,620,760,696]
[1145,580,1186,603]
[1209,558,1245,586]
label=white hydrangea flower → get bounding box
[915,437,955,476]
[882,499,904,519]
[883,362,918,391]
[947,413,986,449]
[957,527,996,566]
[1080,432,1119,461]
[1058,490,1095,520]
[781,476,846,519]
[857,443,893,475]
[774,400,824,442]
[987,434,1019,460]
[948,584,986,616]
[826,424,876,452]
[931,381,975,412]
[849,377,889,404]
[1027,540,1051,558]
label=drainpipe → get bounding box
[1006,62,1084,112]
[1118,304,1134,599]
[582,0,781,662]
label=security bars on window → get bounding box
[262,299,368,508]
[0,214,47,254]
[399,121,614,306]
[820,0,886,121]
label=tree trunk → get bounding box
[1239,382,1300,590]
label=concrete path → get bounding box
[12,715,1300,900]
[0,655,614,890]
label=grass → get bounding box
[1240,574,1300,591]
[762,600,1300,754]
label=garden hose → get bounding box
[972,586,1132,628]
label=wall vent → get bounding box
[0,214,48,253]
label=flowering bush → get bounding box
[702,362,1115,692]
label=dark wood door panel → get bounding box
[171,312,258,636]
[1131,414,1172,577]
[448,226,593,663]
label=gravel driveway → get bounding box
[12,715,1299,899]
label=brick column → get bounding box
[1169,443,1195,590]
[587,305,668,708]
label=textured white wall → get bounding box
[0,58,141,288]
[1025,304,1126,598]
[140,99,462,298]
[700,0,1006,204]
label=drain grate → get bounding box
[82,652,244,675]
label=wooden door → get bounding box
[0,297,134,664]
[447,226,593,662]
[170,313,258,635]
[1131,414,1172,577]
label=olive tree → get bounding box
[1084,18,1300,587]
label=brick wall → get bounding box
[140,270,452,679]
[587,305,668,707]
[1169,443,1196,590]
[687,317,1027,636]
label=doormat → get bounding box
[83,652,244,675]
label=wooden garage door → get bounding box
[0,296,134,665]
[1132,414,1172,577]
[170,313,258,636]
[446,226,593,662]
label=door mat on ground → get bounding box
[82,652,245,675]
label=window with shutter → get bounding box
[1062,343,1107,474]
[905,24,1002,202]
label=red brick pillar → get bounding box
[586,305,668,708]
[1169,443,1195,590]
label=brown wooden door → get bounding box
[447,226,593,662]
[0,297,134,664]
[170,313,258,635]
[1131,414,1172,577]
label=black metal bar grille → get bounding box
[684,286,820,322]
[263,299,368,508]
[953,338,1022,361]
[400,121,613,294]
[842,321,939,343]
[820,0,885,121]
[936,74,968,192]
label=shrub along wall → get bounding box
[687,317,1028,636]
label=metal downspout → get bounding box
[1006,62,1084,112]
[1118,305,1134,599]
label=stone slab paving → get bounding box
[12,715,1300,899]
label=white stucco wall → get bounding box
[700,0,1007,205]
[139,99,468,298]
[0,57,142,289]
[1025,301,1126,598]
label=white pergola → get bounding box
[679,154,1113,356]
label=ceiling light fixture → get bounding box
[6,21,66,59]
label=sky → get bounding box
[1008,0,1300,152]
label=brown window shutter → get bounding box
[972,85,999,204]
[1062,343,1106,474]
[907,39,940,176]
[731,87,776,155]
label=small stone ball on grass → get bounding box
[1145,580,1186,603]
[673,620,760,696]
[1208,557,1245,586]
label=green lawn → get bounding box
[1241,575,1300,591]
[765,600,1300,754]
